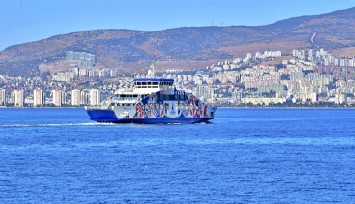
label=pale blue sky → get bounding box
[0,0,354,51]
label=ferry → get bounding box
[85,64,217,124]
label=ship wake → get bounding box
[0,122,115,128]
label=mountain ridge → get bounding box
[1,7,355,76]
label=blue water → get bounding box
[0,108,354,203]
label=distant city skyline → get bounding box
[0,0,354,51]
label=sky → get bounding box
[0,0,354,51]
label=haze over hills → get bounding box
[1,7,355,77]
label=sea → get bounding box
[0,108,354,203]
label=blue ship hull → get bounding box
[86,109,213,124]
[86,109,118,123]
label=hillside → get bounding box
[1,7,355,76]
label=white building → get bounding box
[52,90,63,107]
[0,89,6,106]
[33,88,44,107]
[80,91,89,105]
[110,69,118,77]
[71,89,81,106]
[14,90,24,107]
[89,89,101,106]
[62,91,67,105]
[335,93,346,104]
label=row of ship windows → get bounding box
[158,94,187,101]
[112,103,134,106]
[135,85,159,88]
[113,94,186,103]
[134,82,173,86]
[114,94,150,98]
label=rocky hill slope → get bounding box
[1,7,355,76]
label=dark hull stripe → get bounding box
[86,110,213,124]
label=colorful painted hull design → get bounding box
[86,90,217,124]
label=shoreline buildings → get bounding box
[0,48,354,107]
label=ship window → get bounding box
[179,94,184,101]
[169,95,175,100]
[136,82,141,85]
[142,82,147,85]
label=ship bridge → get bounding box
[133,78,174,89]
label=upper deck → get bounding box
[132,77,175,94]
[133,78,174,88]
